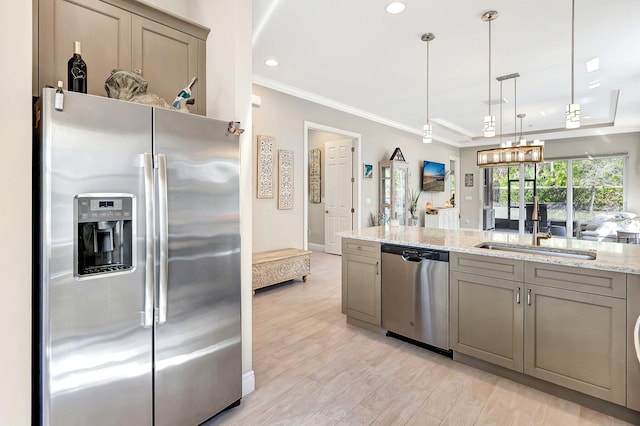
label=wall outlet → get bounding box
[365,198,371,205]
[464,195,472,200]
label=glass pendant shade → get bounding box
[566,103,581,129]
[422,122,433,144]
[483,115,496,137]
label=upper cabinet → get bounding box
[34,0,209,115]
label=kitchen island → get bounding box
[340,226,640,422]
[339,225,640,274]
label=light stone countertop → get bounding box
[339,226,640,275]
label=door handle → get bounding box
[325,210,329,213]
[157,154,169,325]
[516,287,521,304]
[634,314,640,364]
[375,261,379,275]
[527,288,532,306]
[142,153,154,328]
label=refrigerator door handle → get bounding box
[143,152,155,328]
[157,153,169,324]
[634,314,640,364]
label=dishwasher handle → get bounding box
[402,250,424,262]
[382,244,449,262]
[402,249,448,262]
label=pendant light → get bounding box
[477,72,544,167]
[421,32,435,144]
[482,10,498,137]
[566,0,580,128]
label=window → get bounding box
[486,155,626,236]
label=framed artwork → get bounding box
[278,150,294,209]
[257,135,275,198]
[363,163,373,179]
[465,173,474,187]
[309,149,321,203]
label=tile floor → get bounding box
[208,250,634,425]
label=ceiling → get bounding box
[252,0,640,147]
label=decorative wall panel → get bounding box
[278,150,294,209]
[257,135,275,198]
[309,148,321,204]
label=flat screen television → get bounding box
[422,160,445,192]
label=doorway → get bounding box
[303,122,362,255]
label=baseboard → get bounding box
[307,243,325,252]
[242,370,255,397]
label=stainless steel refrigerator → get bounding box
[33,88,241,425]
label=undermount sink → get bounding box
[475,242,597,260]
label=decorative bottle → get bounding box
[67,41,87,93]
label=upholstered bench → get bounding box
[252,248,311,292]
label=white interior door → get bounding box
[324,139,353,255]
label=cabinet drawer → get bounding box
[525,262,626,298]
[342,239,380,258]
[450,252,524,281]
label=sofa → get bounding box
[577,212,640,242]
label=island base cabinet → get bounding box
[524,284,627,405]
[341,239,381,329]
[450,271,523,372]
[628,274,640,411]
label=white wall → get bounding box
[459,132,640,229]
[252,85,460,253]
[0,1,32,424]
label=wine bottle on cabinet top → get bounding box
[67,41,87,93]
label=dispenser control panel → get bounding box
[77,196,133,223]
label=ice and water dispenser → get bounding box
[75,194,135,277]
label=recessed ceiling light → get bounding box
[265,58,279,67]
[386,2,405,14]
[589,80,600,89]
[539,111,547,116]
[586,57,599,73]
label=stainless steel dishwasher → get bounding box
[381,244,450,353]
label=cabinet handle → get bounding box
[516,287,521,304]
[527,288,532,305]
[375,261,379,275]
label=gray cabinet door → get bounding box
[524,284,626,405]
[131,15,205,115]
[450,271,524,372]
[36,0,208,114]
[37,0,132,96]
[342,254,381,326]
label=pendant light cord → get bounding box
[514,77,517,138]
[571,0,575,104]
[427,39,430,121]
[499,80,503,145]
[488,18,492,117]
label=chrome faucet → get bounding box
[532,196,552,246]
